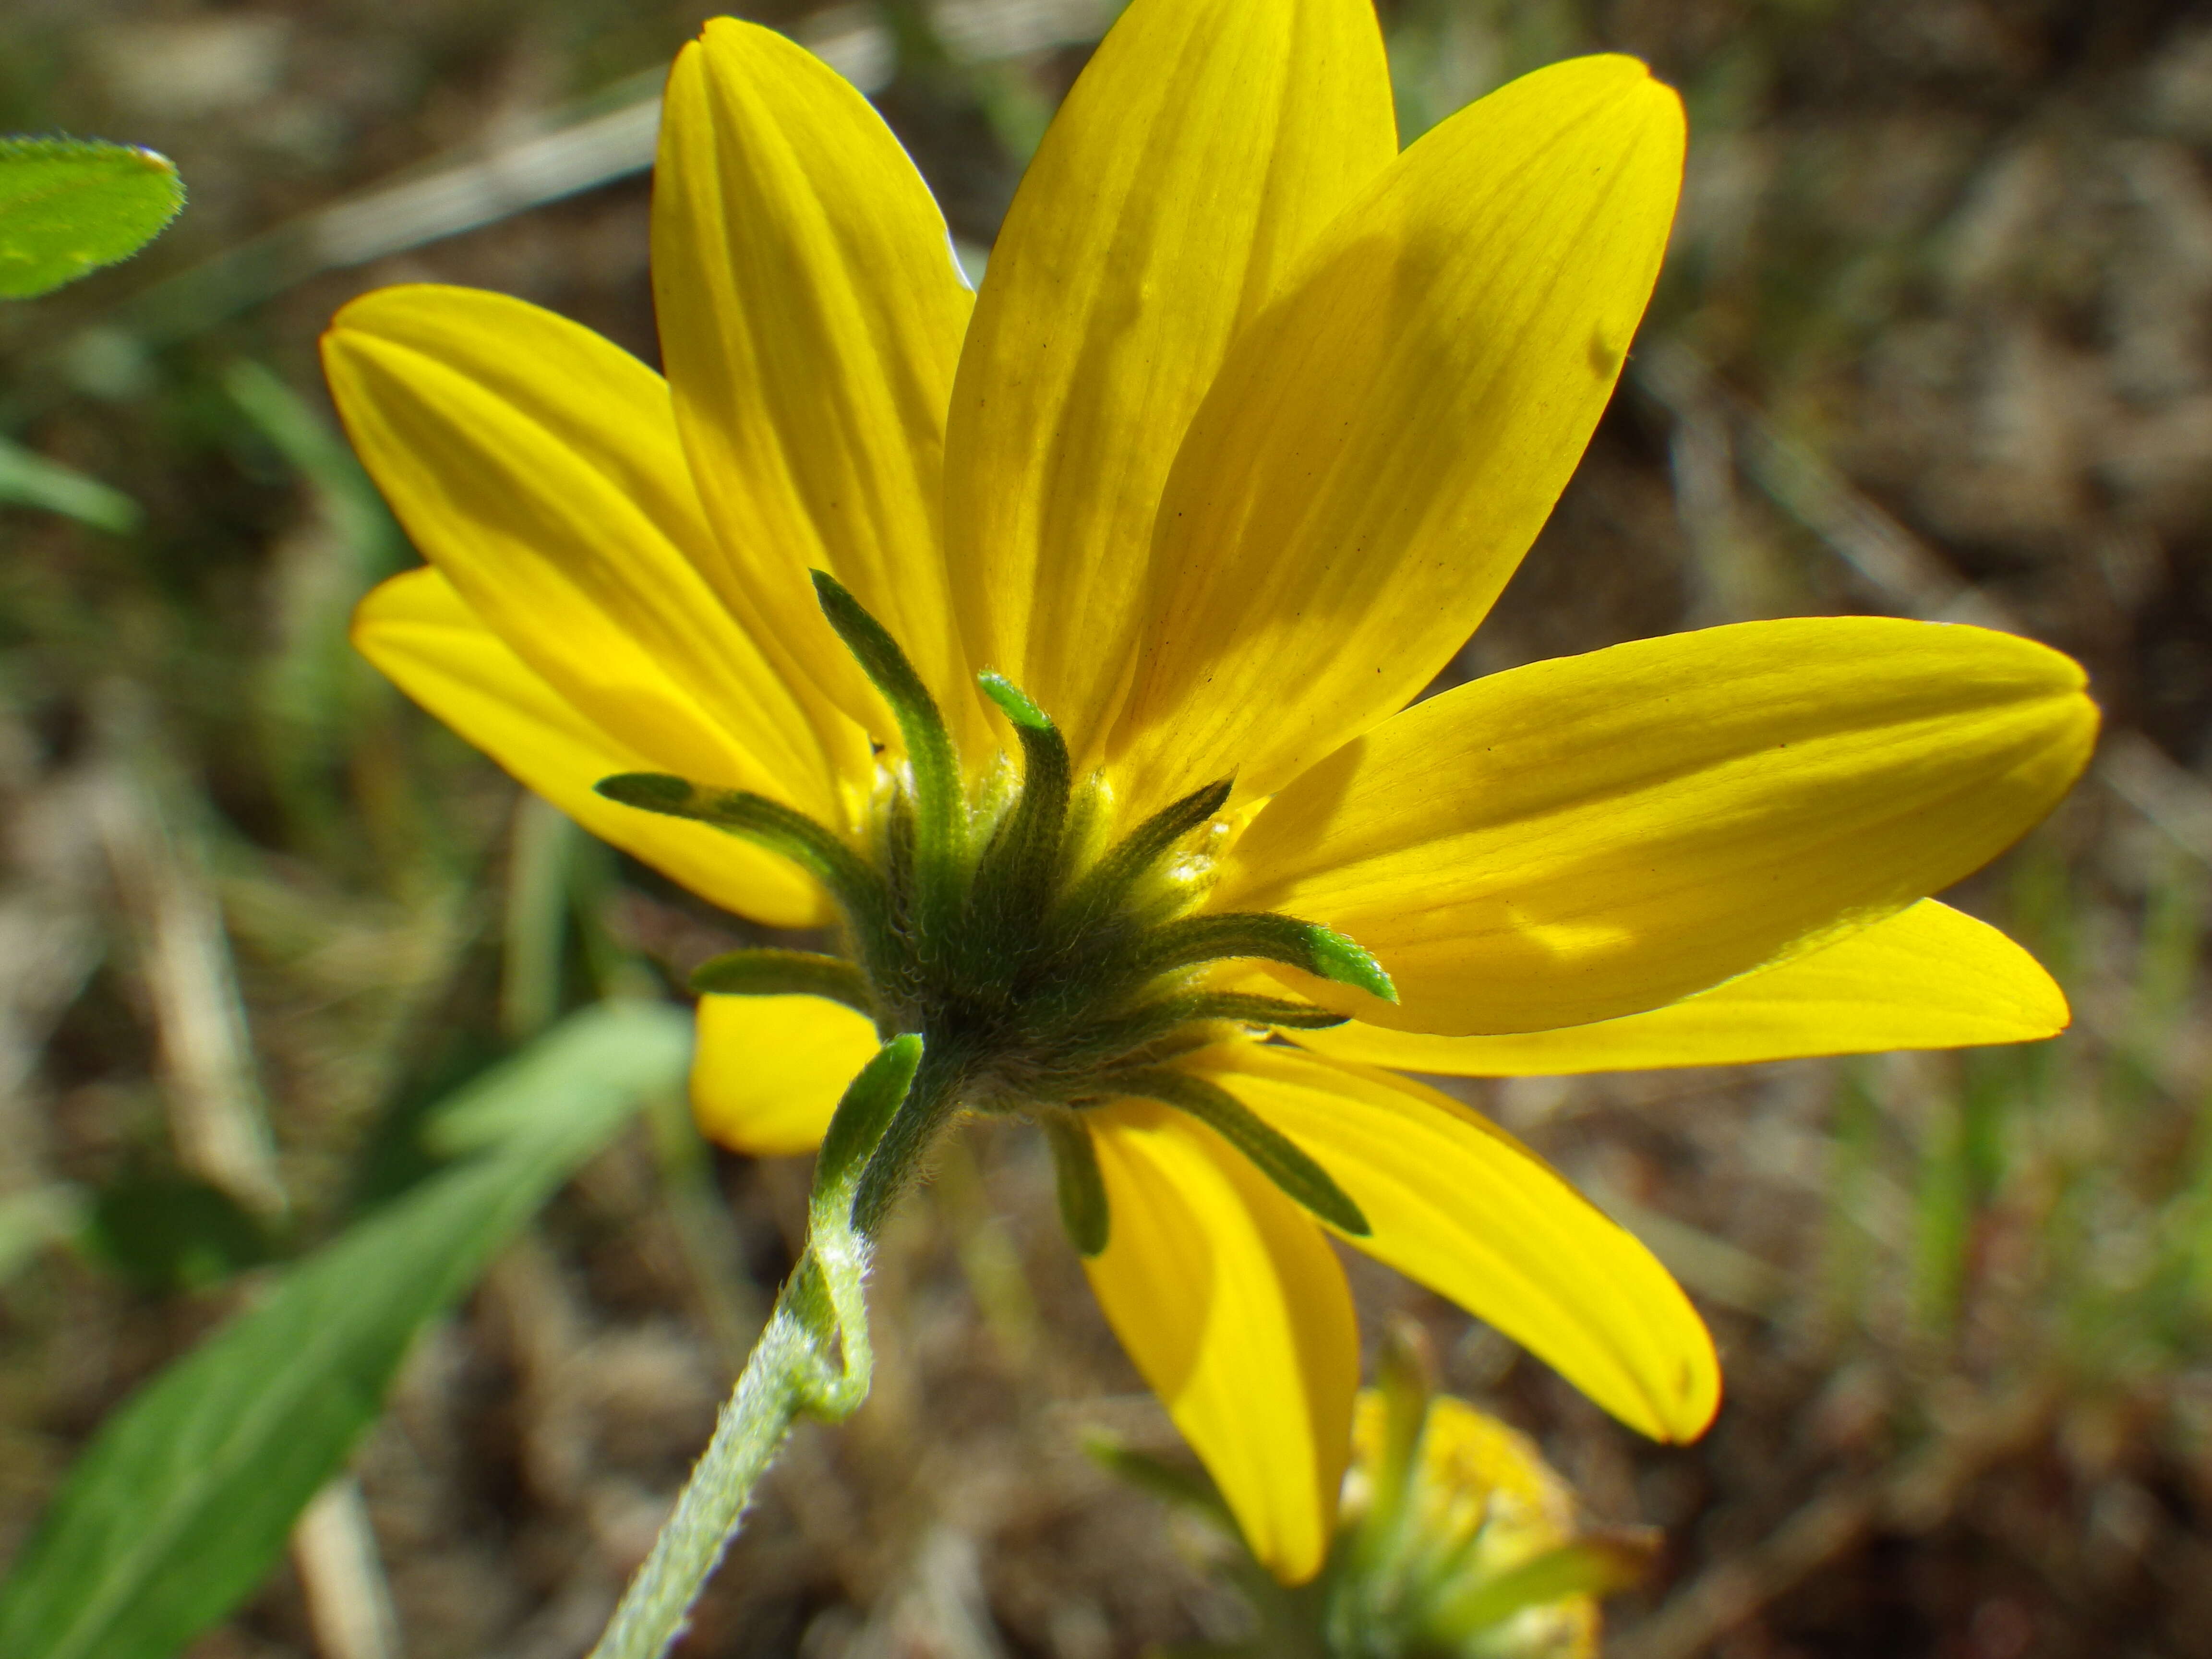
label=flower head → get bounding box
[326,0,2097,1585]
[1101,1327,1653,1658]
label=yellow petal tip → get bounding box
[1629,1307,1723,1445]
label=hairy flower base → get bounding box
[599,573,1389,1250]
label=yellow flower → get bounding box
[1341,1392,1615,1659]
[325,0,2096,1586]
[1100,1351,1649,1656]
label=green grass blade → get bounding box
[0,435,140,531]
[0,137,184,299]
[0,999,691,1659]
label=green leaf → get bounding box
[85,1172,274,1294]
[0,1184,86,1287]
[0,999,691,1659]
[0,137,184,300]
[0,435,140,531]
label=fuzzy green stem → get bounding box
[584,1035,922,1659]
[580,1293,831,1659]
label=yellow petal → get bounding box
[943,0,1394,766]
[1290,900,2068,1074]
[655,21,982,758]
[355,568,828,928]
[1084,1101,1357,1583]
[690,993,878,1156]
[1220,616,2098,1035]
[322,284,860,827]
[1199,1043,1718,1442]
[1110,55,1684,816]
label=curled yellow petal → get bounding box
[1111,55,1683,817]
[944,0,1394,766]
[354,569,828,927]
[1199,1043,1719,1442]
[323,283,857,827]
[1084,1101,1357,1583]
[690,993,878,1157]
[655,20,981,758]
[1291,900,2068,1075]
[1222,616,2098,1035]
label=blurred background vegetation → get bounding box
[3,0,2210,1653]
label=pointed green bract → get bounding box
[1142,912,1397,1002]
[0,137,183,299]
[978,670,1051,732]
[1180,992,1349,1031]
[1050,776,1233,945]
[973,669,1073,928]
[1304,923,1398,1003]
[689,949,875,1014]
[1123,1068,1371,1238]
[1044,1111,1110,1256]
[811,569,965,931]
[1434,1539,1655,1639]
[594,771,885,930]
[608,587,1401,1274]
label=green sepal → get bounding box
[973,670,1071,924]
[593,772,885,932]
[689,949,874,1016]
[1027,992,1346,1087]
[809,571,965,926]
[1082,1436,1238,1532]
[1041,1110,1109,1256]
[977,671,1051,732]
[1431,1536,1658,1640]
[1119,1068,1370,1237]
[1051,777,1232,943]
[1139,912,1397,1003]
[1348,1318,1436,1584]
[1302,924,1398,1003]
[1181,992,1349,1031]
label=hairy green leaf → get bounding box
[0,999,691,1659]
[0,137,184,299]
